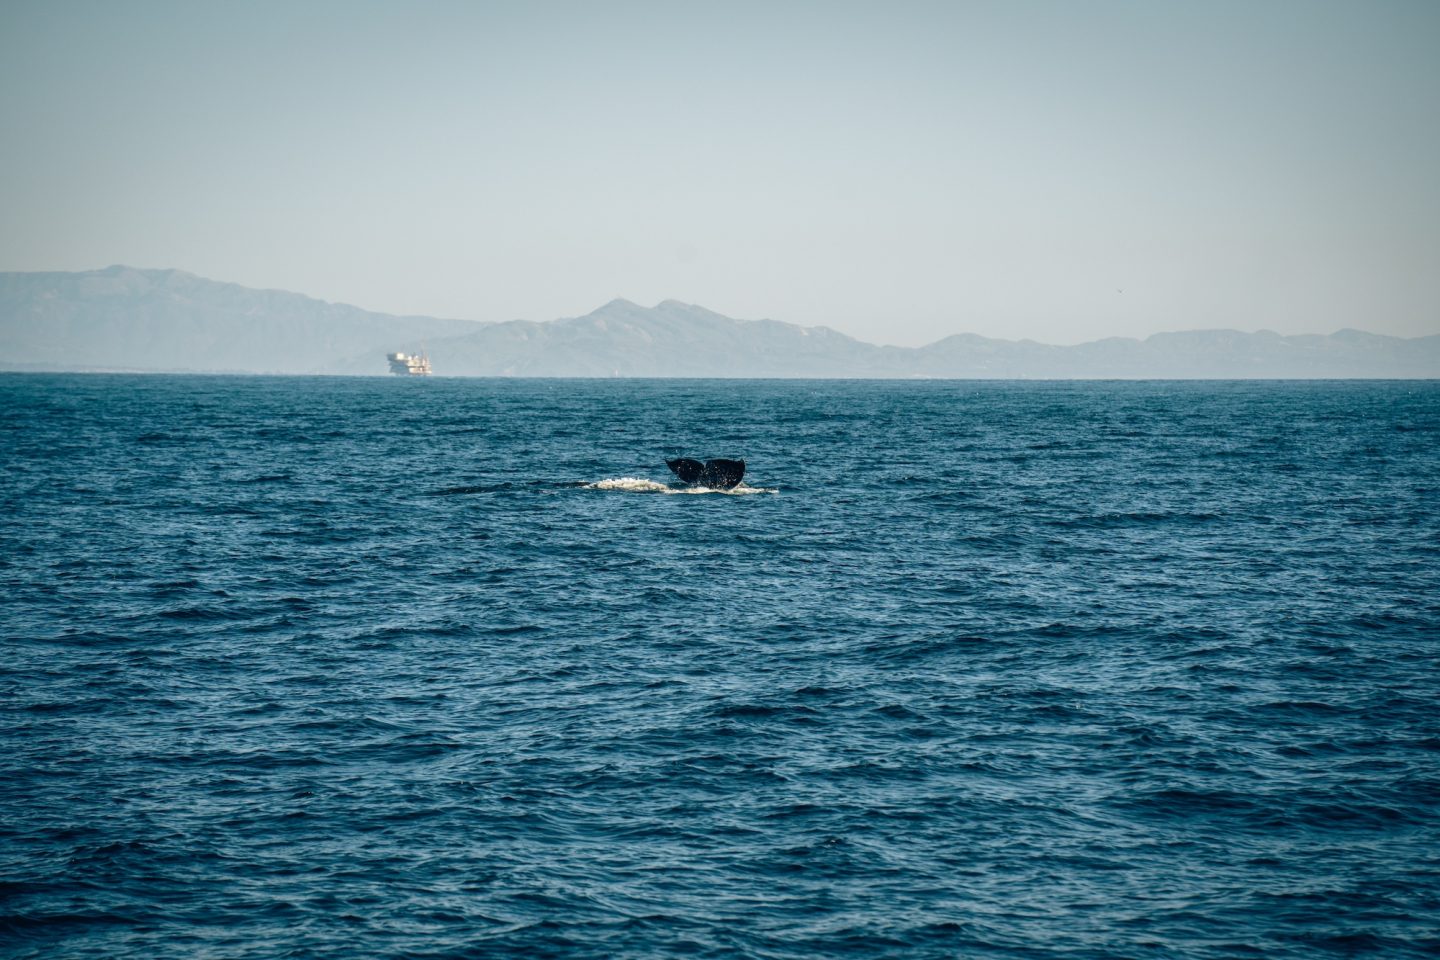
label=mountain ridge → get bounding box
[0,265,484,374]
[2,266,1436,378]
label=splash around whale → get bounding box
[586,457,772,495]
[586,477,774,495]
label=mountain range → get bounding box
[2,266,1436,378]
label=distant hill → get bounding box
[2,267,1437,378]
[0,266,480,373]
[332,298,894,378]
[908,327,1440,379]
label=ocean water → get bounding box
[2,374,1438,959]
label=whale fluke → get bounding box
[666,457,745,490]
[666,458,705,484]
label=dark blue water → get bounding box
[3,375,1438,959]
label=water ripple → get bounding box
[1,375,1438,959]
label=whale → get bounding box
[666,458,745,490]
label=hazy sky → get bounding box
[2,1,1437,345]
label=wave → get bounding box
[585,477,777,495]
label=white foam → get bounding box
[588,477,671,493]
[586,477,776,495]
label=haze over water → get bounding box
[3,374,1438,958]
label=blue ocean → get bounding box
[2,374,1438,959]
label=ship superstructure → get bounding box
[387,351,431,376]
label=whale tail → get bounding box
[666,457,745,490]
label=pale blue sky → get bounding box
[2,0,1437,345]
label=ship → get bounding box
[387,350,432,376]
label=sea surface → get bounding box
[2,374,1438,959]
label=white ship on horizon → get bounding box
[387,350,431,376]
